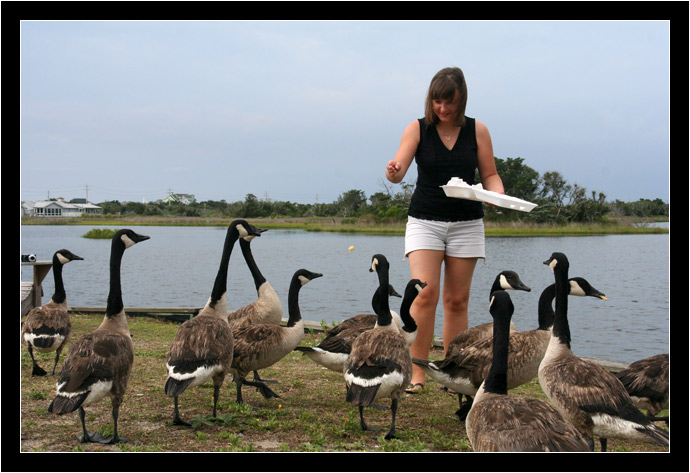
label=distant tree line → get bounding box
[97,157,668,224]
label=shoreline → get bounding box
[20,216,669,237]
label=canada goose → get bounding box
[294,284,403,372]
[227,234,281,331]
[230,268,322,404]
[164,220,263,426]
[465,290,590,452]
[615,353,669,425]
[21,249,83,376]
[48,229,149,444]
[439,270,530,409]
[538,252,669,451]
[344,254,424,439]
[226,229,277,384]
[414,276,607,421]
[447,270,531,350]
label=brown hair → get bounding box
[424,67,467,127]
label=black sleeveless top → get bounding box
[408,117,484,222]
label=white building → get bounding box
[21,198,102,217]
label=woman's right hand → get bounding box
[387,160,402,179]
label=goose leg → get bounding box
[384,399,398,440]
[27,345,47,377]
[600,437,607,452]
[211,384,220,419]
[172,396,191,426]
[76,407,93,443]
[253,370,278,384]
[357,406,382,433]
[455,394,473,422]
[104,404,129,444]
[50,349,62,376]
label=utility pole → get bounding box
[85,184,89,203]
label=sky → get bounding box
[19,19,670,206]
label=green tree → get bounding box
[494,157,541,201]
[540,171,571,218]
[335,189,367,217]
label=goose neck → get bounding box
[51,256,67,305]
[374,275,392,327]
[286,278,304,327]
[209,226,240,309]
[106,241,125,317]
[240,238,267,291]
[483,310,511,395]
[552,264,571,349]
[399,290,418,333]
[537,283,556,330]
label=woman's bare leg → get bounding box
[406,249,445,388]
[441,256,478,354]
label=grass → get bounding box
[22,215,668,237]
[82,228,119,239]
[20,313,670,455]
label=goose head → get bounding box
[369,254,390,274]
[231,219,266,241]
[543,252,569,273]
[495,270,531,293]
[294,268,324,286]
[54,249,84,266]
[569,277,607,300]
[114,229,150,249]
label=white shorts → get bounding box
[405,216,485,258]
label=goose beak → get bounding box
[252,226,268,236]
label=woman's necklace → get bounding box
[441,127,460,141]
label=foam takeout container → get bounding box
[441,178,538,213]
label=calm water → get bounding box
[20,224,669,364]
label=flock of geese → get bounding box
[21,219,669,452]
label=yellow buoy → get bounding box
[348,245,355,252]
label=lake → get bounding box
[20,224,669,364]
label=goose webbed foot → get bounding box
[455,395,473,422]
[236,378,281,404]
[246,379,281,400]
[171,396,192,426]
[31,364,48,377]
[253,370,278,384]
[78,432,129,444]
[172,417,192,426]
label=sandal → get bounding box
[405,382,425,394]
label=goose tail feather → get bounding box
[639,424,669,447]
[346,384,380,407]
[164,376,195,397]
[48,392,88,415]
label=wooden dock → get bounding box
[21,260,53,317]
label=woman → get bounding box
[385,67,504,393]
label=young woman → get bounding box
[385,67,504,392]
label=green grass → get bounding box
[20,313,669,454]
[82,228,119,239]
[23,215,667,237]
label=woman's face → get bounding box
[432,90,460,124]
